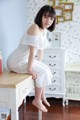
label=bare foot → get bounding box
[42,97,50,107]
[32,99,48,112]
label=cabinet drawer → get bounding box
[46,85,61,93]
[43,52,61,60]
[66,87,80,99]
[43,60,61,69]
[19,83,29,101]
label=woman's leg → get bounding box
[41,88,50,107]
[32,87,48,112]
[31,60,52,111]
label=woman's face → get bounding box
[42,12,55,29]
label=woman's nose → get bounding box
[47,18,51,23]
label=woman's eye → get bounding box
[50,18,54,20]
[44,15,47,18]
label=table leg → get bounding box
[10,107,19,120]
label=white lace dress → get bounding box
[7,32,53,88]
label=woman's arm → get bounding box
[37,50,43,61]
[27,46,35,71]
[27,23,40,79]
[27,45,37,80]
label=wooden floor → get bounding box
[19,97,80,120]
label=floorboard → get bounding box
[19,97,80,120]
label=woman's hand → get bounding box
[27,69,38,80]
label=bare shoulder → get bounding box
[27,24,40,35]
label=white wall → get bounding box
[0,0,80,67]
[26,0,80,64]
[0,0,27,67]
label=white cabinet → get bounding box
[43,48,65,106]
[65,64,80,105]
[0,72,34,120]
[29,48,65,106]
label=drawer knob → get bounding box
[54,56,56,58]
[52,80,56,83]
[35,55,37,58]
[49,56,56,58]
[25,87,27,90]
[49,56,51,58]
[53,64,56,66]
[48,38,51,42]
[49,88,56,91]
[49,56,53,58]
[49,64,56,67]
[53,72,56,74]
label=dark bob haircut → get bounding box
[34,5,56,32]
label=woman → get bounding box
[7,5,56,112]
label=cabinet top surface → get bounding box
[65,64,80,72]
[0,71,32,88]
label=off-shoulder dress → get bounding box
[7,32,53,88]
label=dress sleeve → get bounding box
[20,33,40,48]
[20,33,50,50]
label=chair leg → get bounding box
[38,110,42,120]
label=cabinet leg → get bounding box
[65,99,69,105]
[62,98,66,107]
[11,109,19,120]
